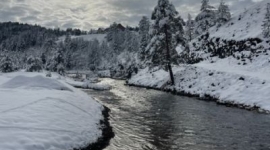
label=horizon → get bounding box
[0,0,264,30]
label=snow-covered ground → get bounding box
[128,57,270,112]
[0,71,105,150]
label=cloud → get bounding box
[0,0,263,30]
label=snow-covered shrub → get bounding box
[57,64,65,75]
[46,72,52,77]
[0,55,16,73]
[26,55,43,72]
[46,49,65,75]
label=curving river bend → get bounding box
[85,78,270,150]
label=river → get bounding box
[84,78,270,150]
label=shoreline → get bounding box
[74,106,115,150]
[127,83,269,114]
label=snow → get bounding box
[208,0,269,40]
[74,34,106,43]
[0,71,104,150]
[128,56,270,112]
[67,80,111,91]
[159,17,169,28]
[131,1,270,112]
[58,34,106,43]
[128,67,169,89]
[97,70,111,78]
[1,75,72,91]
[128,64,270,111]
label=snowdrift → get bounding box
[0,72,106,150]
[1,75,72,91]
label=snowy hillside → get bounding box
[209,1,268,40]
[58,34,106,43]
[72,34,106,43]
[184,0,270,64]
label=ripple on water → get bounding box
[85,78,270,150]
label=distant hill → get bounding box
[0,22,66,51]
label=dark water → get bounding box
[85,79,270,150]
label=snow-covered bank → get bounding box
[0,71,113,150]
[128,61,270,113]
[67,79,111,91]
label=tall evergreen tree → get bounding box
[186,14,195,41]
[139,16,150,61]
[217,0,231,27]
[201,0,210,11]
[262,3,270,38]
[0,52,16,73]
[146,0,185,85]
[46,48,65,74]
[195,0,216,36]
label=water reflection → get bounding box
[85,79,270,150]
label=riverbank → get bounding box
[84,78,270,150]
[75,106,114,150]
[127,58,270,113]
[0,71,114,150]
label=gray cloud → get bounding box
[0,0,264,30]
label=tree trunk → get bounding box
[164,24,175,85]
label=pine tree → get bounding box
[40,53,46,65]
[26,55,43,72]
[201,0,210,11]
[65,53,72,70]
[0,53,15,73]
[217,0,231,27]
[46,48,65,74]
[139,16,150,61]
[64,34,72,51]
[123,30,139,52]
[146,0,185,85]
[88,39,101,70]
[106,23,125,54]
[262,3,270,38]
[186,14,195,41]
[195,0,216,36]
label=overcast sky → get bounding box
[0,0,264,30]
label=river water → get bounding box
[85,78,270,150]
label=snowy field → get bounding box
[128,57,270,112]
[0,71,104,150]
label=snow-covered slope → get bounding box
[0,71,105,150]
[185,0,270,64]
[72,34,106,43]
[58,34,106,43]
[209,0,268,40]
